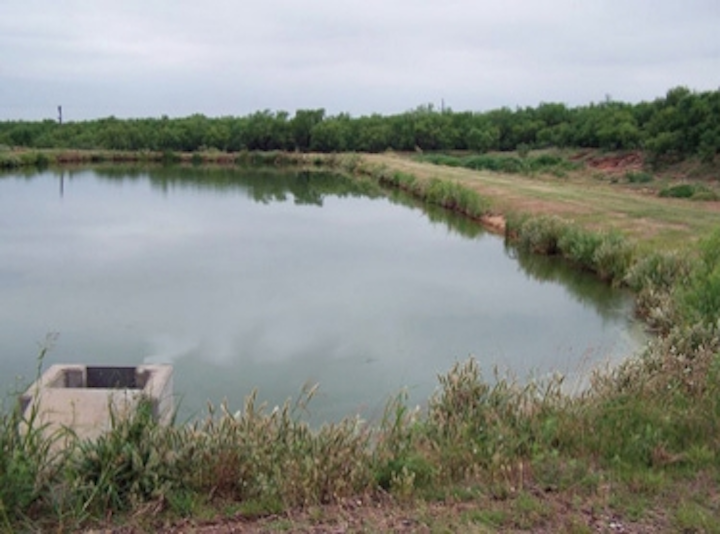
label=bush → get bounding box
[626,171,653,184]
[592,231,633,283]
[690,189,719,201]
[624,252,692,293]
[659,183,719,201]
[558,227,604,268]
[659,184,695,198]
[514,216,568,255]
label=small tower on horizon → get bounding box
[58,105,63,125]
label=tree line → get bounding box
[1,86,718,164]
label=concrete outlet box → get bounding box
[20,364,174,442]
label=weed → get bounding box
[374,392,427,491]
[183,388,374,508]
[0,343,65,526]
[66,397,179,514]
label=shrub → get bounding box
[533,154,563,167]
[624,252,692,293]
[690,188,719,201]
[592,231,633,283]
[514,216,568,255]
[516,144,531,159]
[659,183,719,201]
[626,171,653,184]
[659,184,695,198]
[558,227,604,268]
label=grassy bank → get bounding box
[2,152,720,532]
[346,152,720,252]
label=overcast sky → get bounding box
[1,0,719,121]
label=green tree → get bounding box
[291,109,325,151]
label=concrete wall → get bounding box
[20,364,174,443]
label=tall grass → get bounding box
[179,388,374,508]
[67,398,181,515]
[507,215,634,284]
[0,347,64,528]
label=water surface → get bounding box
[0,167,645,422]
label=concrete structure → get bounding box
[20,364,174,442]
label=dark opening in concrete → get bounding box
[85,366,141,389]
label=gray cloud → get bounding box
[1,0,718,120]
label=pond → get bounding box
[0,166,646,423]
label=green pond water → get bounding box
[0,166,646,422]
